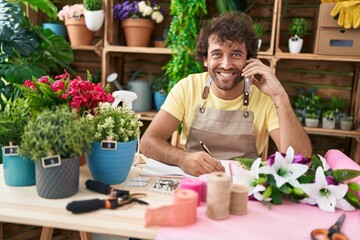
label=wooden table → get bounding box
[0,165,172,240]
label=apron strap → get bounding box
[199,77,212,113]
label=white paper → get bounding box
[139,158,242,182]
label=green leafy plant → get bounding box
[289,18,308,38]
[20,105,93,162]
[164,0,207,90]
[322,110,335,121]
[83,0,103,11]
[0,0,74,109]
[85,102,143,142]
[152,73,170,93]
[305,111,319,120]
[253,21,265,38]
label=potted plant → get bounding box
[288,17,308,53]
[340,115,353,130]
[83,0,104,31]
[322,110,336,129]
[20,105,93,199]
[253,21,265,51]
[305,111,320,128]
[152,73,169,111]
[57,4,94,46]
[0,98,35,186]
[113,0,164,47]
[85,102,143,184]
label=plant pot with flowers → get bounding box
[113,0,164,47]
[20,106,93,199]
[0,98,35,186]
[20,70,114,165]
[83,0,104,32]
[58,4,94,46]
[85,101,143,184]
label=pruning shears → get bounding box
[66,179,149,214]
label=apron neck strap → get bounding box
[200,77,212,113]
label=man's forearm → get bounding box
[141,134,188,166]
[274,94,312,157]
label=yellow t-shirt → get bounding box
[161,72,279,155]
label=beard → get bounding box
[210,71,244,91]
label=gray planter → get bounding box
[35,156,80,199]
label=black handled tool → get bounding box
[66,194,149,214]
[85,179,129,197]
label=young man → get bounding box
[140,11,312,176]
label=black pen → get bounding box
[200,141,212,156]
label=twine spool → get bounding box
[178,178,203,205]
[199,174,209,203]
[229,184,249,215]
[145,189,198,227]
[206,172,231,220]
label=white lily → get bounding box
[317,154,330,171]
[233,158,269,201]
[300,167,355,212]
[259,146,309,188]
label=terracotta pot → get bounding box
[122,18,154,47]
[65,16,94,46]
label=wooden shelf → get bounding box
[71,45,102,51]
[137,111,157,121]
[275,52,360,63]
[304,127,360,139]
[104,45,172,54]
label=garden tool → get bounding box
[66,179,148,213]
[331,0,360,29]
[66,192,148,213]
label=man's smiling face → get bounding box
[204,35,247,92]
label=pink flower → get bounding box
[23,80,35,89]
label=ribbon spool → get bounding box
[229,184,249,215]
[206,172,231,220]
[178,178,203,206]
[145,189,198,227]
[198,174,209,203]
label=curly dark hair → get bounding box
[195,11,258,62]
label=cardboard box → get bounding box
[314,28,360,55]
[313,3,360,55]
[317,3,339,28]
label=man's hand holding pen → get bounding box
[177,142,225,176]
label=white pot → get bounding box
[305,118,319,128]
[84,10,105,32]
[322,118,335,129]
[340,120,352,130]
[288,36,303,54]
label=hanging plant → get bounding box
[164,0,207,90]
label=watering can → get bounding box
[127,70,152,112]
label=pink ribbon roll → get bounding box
[178,178,203,205]
[144,189,198,227]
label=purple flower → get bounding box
[113,1,139,20]
[326,176,339,185]
[267,152,310,166]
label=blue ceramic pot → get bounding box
[42,23,67,38]
[86,140,137,185]
[154,91,168,111]
[2,147,35,186]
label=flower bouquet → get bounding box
[21,70,114,116]
[85,102,143,184]
[236,147,360,212]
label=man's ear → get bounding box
[203,57,208,67]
